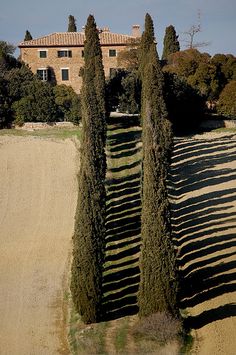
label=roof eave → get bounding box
[19,42,133,48]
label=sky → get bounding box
[1,0,236,57]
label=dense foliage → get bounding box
[5,65,35,101]
[53,84,81,124]
[162,25,180,61]
[0,77,11,128]
[12,80,58,124]
[217,80,236,118]
[24,30,32,41]
[70,15,107,324]
[68,15,77,32]
[107,20,236,130]
[138,16,179,318]
[106,69,126,112]
[106,70,141,114]
[0,40,18,73]
[118,71,141,114]
[0,42,81,127]
[138,13,155,81]
[117,38,140,71]
[163,72,205,134]
[10,70,81,125]
[163,49,236,103]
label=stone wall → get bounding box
[15,122,77,130]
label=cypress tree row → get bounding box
[162,25,180,61]
[138,21,179,317]
[70,14,107,324]
[68,15,77,32]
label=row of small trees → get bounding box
[70,13,179,323]
[24,15,77,41]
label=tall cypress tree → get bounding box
[162,25,180,61]
[70,14,107,324]
[68,15,77,32]
[138,36,179,316]
[24,30,32,41]
[139,13,155,81]
[139,13,155,126]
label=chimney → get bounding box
[103,27,110,32]
[132,25,141,37]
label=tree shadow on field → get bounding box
[101,115,142,321]
[168,135,236,329]
[185,303,236,329]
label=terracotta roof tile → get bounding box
[19,32,136,47]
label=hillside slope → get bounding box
[169,132,236,355]
[1,129,236,355]
[0,136,78,355]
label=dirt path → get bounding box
[169,132,236,355]
[0,136,78,355]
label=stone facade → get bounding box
[19,27,140,94]
[20,46,84,93]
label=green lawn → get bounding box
[0,127,81,140]
[213,127,236,133]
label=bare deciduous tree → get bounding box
[182,10,210,49]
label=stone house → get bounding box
[19,25,140,94]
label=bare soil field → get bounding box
[0,136,78,355]
[170,132,236,355]
[1,128,236,355]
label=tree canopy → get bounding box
[68,15,77,32]
[138,15,179,318]
[24,30,33,41]
[139,13,155,80]
[70,14,107,324]
[162,25,180,61]
[162,48,236,103]
[117,38,141,70]
[0,41,17,73]
[12,80,58,124]
[217,80,236,118]
[53,84,81,124]
[1,63,81,126]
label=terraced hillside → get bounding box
[102,116,142,321]
[69,116,180,355]
[169,132,236,354]
[1,125,236,355]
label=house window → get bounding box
[109,49,117,57]
[61,69,69,81]
[39,50,47,58]
[81,50,84,58]
[37,68,48,81]
[58,50,72,58]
